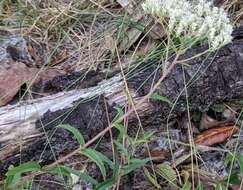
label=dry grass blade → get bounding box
[49,49,69,66]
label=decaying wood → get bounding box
[0,28,243,174]
[0,75,123,146]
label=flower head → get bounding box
[142,0,233,50]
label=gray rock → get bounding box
[0,30,34,66]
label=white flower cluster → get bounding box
[142,0,233,50]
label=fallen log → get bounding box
[0,27,243,175]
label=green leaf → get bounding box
[211,104,225,113]
[224,153,234,168]
[81,148,107,179]
[150,93,172,106]
[143,167,161,189]
[95,162,121,190]
[182,180,192,190]
[57,124,85,147]
[226,171,241,185]
[114,140,130,159]
[46,165,97,185]
[112,107,124,123]
[181,170,191,190]
[175,154,191,167]
[4,172,21,189]
[6,162,41,176]
[47,165,71,176]
[122,158,150,175]
[133,132,155,146]
[5,161,41,188]
[114,123,126,137]
[196,182,204,190]
[95,177,117,190]
[156,163,177,185]
[22,179,33,190]
[94,151,114,170]
[192,112,202,122]
[214,183,228,190]
[238,155,243,174]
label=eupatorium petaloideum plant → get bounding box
[142,0,233,50]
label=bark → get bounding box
[0,27,243,175]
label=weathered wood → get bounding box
[0,27,243,175]
[0,75,123,146]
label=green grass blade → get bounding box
[81,148,107,180]
[150,93,172,106]
[46,165,97,185]
[122,158,150,175]
[144,167,161,189]
[156,163,177,185]
[95,177,117,190]
[57,124,85,147]
[5,161,41,188]
[6,161,41,176]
